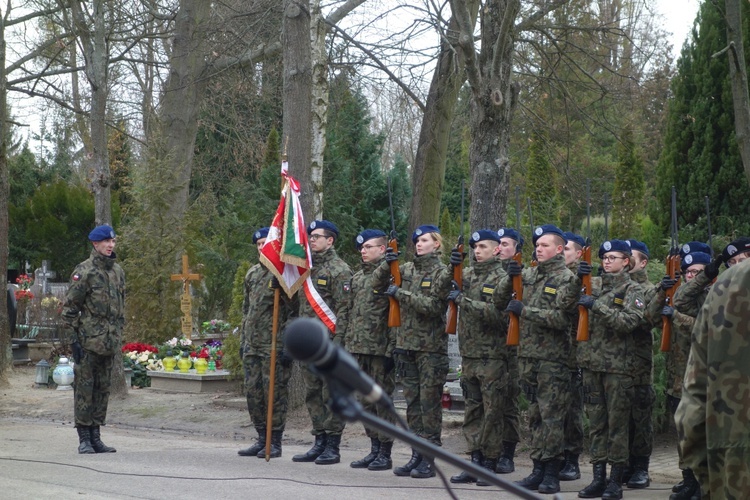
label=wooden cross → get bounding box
[170,255,201,339]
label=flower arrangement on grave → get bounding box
[163,334,193,356]
[122,342,161,387]
[205,339,224,369]
[15,274,34,302]
[200,319,232,337]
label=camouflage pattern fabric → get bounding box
[395,350,449,445]
[353,353,397,443]
[243,355,292,431]
[302,365,346,436]
[460,357,508,458]
[62,249,125,427]
[676,262,750,500]
[564,261,584,455]
[503,347,521,444]
[583,370,635,465]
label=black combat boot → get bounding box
[292,433,327,462]
[89,426,116,453]
[496,441,516,473]
[314,433,341,465]
[621,456,633,485]
[450,450,483,483]
[538,458,563,494]
[393,449,421,476]
[626,456,650,489]
[257,430,283,458]
[410,457,436,478]
[368,441,393,471]
[350,437,381,468]
[669,468,700,500]
[602,464,624,500]
[578,462,607,498]
[238,427,266,456]
[672,468,690,493]
[77,426,95,454]
[476,457,499,487]
[515,459,545,490]
[559,451,581,480]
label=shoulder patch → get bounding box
[343,281,351,292]
[72,274,81,282]
[635,298,644,309]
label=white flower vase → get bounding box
[53,357,75,390]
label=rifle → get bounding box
[576,179,592,342]
[705,196,713,256]
[387,175,402,328]
[445,180,465,335]
[507,187,523,346]
[660,186,682,352]
[527,197,538,267]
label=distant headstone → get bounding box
[448,332,461,371]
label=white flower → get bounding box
[166,338,178,347]
[128,352,137,360]
[180,338,192,346]
[138,353,149,363]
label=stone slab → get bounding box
[146,369,232,393]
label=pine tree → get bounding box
[611,125,645,239]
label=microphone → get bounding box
[284,317,388,404]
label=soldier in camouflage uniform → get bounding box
[720,236,750,267]
[62,225,125,455]
[576,239,646,500]
[292,220,352,465]
[495,224,579,495]
[237,227,298,459]
[446,230,509,486]
[340,229,397,471]
[676,259,750,500]
[373,224,449,479]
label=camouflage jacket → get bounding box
[676,262,750,492]
[565,260,582,369]
[576,270,645,375]
[341,257,394,357]
[454,258,508,359]
[298,247,352,343]
[62,249,126,356]
[372,252,449,353]
[494,253,578,362]
[240,263,298,356]
[629,268,658,385]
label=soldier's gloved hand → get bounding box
[383,356,395,374]
[385,247,399,264]
[270,277,281,289]
[507,260,523,277]
[279,350,294,367]
[449,250,466,267]
[577,261,592,278]
[385,285,399,297]
[505,299,524,317]
[660,276,677,290]
[71,341,84,364]
[661,305,675,318]
[703,255,725,280]
[578,294,595,309]
[447,289,462,304]
[597,266,605,276]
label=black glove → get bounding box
[597,266,605,276]
[662,306,675,318]
[449,250,466,267]
[279,351,294,367]
[270,277,281,289]
[447,289,462,304]
[505,299,524,316]
[385,284,399,297]
[577,261,592,278]
[578,294,595,309]
[383,356,395,374]
[71,341,84,364]
[703,255,724,280]
[507,260,523,277]
[660,276,677,290]
[385,247,399,264]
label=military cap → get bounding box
[497,227,525,250]
[532,224,567,245]
[252,227,270,244]
[355,229,387,250]
[88,225,116,242]
[564,232,586,249]
[681,251,711,270]
[721,237,750,265]
[598,239,632,258]
[469,229,501,248]
[307,220,339,238]
[412,224,440,244]
[680,241,711,259]
[628,239,650,259]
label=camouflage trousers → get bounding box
[628,384,655,458]
[301,362,346,436]
[520,357,570,461]
[667,394,686,468]
[353,353,397,443]
[243,354,292,431]
[460,357,509,458]
[563,368,585,455]
[396,350,449,446]
[695,448,750,500]
[73,350,113,427]
[503,349,521,444]
[583,370,635,466]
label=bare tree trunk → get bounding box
[309,0,327,219]
[725,0,750,187]
[0,8,11,386]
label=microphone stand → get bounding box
[323,377,559,500]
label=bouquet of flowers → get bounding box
[15,274,34,302]
[164,335,193,355]
[122,342,161,387]
[201,319,232,337]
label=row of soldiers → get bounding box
[236,217,750,499]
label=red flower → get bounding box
[121,342,158,353]
[197,347,210,359]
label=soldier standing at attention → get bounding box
[447,230,509,486]
[495,224,579,495]
[292,220,352,465]
[576,239,646,500]
[237,227,297,459]
[373,224,449,479]
[675,258,750,500]
[341,229,397,471]
[62,225,125,454]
